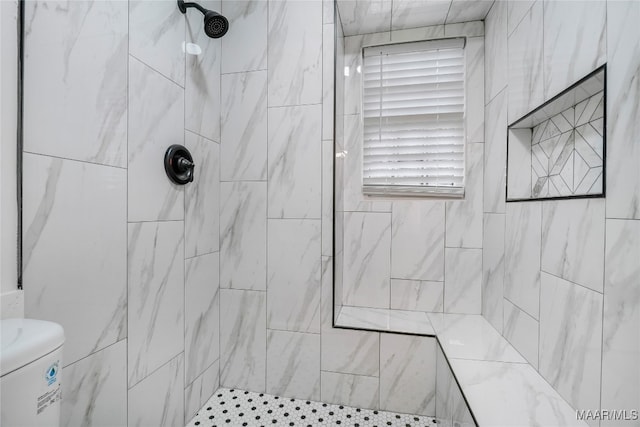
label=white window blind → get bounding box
[362,38,466,196]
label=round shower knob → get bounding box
[164,144,195,185]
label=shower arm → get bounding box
[177,0,207,15]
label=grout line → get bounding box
[129,53,185,90]
[539,268,604,295]
[22,150,127,170]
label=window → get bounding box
[362,38,466,196]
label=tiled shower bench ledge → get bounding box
[335,307,587,427]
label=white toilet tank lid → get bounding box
[1,318,65,376]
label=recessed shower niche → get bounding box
[507,66,606,201]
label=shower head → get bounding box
[177,0,229,39]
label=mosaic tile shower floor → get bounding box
[187,388,438,427]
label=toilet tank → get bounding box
[1,318,65,427]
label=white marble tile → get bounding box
[323,24,335,141]
[185,253,220,385]
[61,341,127,427]
[507,0,534,37]
[220,70,268,181]
[446,0,493,24]
[320,372,379,411]
[23,154,126,366]
[321,328,380,376]
[541,198,605,293]
[184,360,219,424]
[391,0,448,30]
[504,202,541,319]
[23,0,127,168]
[606,0,640,220]
[602,219,640,427]
[428,313,526,363]
[344,32,391,116]
[267,219,321,333]
[342,114,393,212]
[342,212,391,308]
[268,0,322,106]
[444,248,482,314]
[322,140,334,257]
[219,289,266,391]
[127,221,184,387]
[391,200,445,281]
[266,330,321,400]
[339,0,392,35]
[543,0,606,100]
[435,345,454,427]
[323,0,334,24]
[507,1,543,123]
[484,89,507,213]
[446,143,484,248]
[320,256,333,331]
[185,1,221,142]
[128,56,184,222]
[485,0,507,104]
[128,354,184,427]
[380,334,436,416]
[444,21,484,38]
[219,182,267,290]
[390,279,444,312]
[391,25,444,42]
[268,104,322,219]
[506,128,533,199]
[503,299,538,368]
[539,272,603,420]
[465,38,485,144]
[451,359,587,427]
[185,131,220,258]
[482,213,504,333]
[336,306,435,335]
[129,0,185,86]
[221,0,268,73]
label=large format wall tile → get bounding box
[484,88,507,214]
[221,71,268,181]
[322,139,334,257]
[507,1,543,122]
[185,131,220,258]
[380,334,436,416]
[320,372,379,410]
[219,289,266,391]
[541,199,605,293]
[184,360,219,424]
[504,202,541,319]
[128,57,184,222]
[23,0,127,168]
[543,0,606,100]
[539,272,603,421]
[185,0,221,142]
[268,104,322,219]
[465,38,485,144]
[23,154,126,366]
[391,201,444,281]
[601,219,640,427]
[267,219,321,333]
[390,279,443,313]
[268,0,322,106]
[129,0,185,86]
[61,341,127,427]
[482,213,505,333]
[343,212,391,308]
[321,328,379,376]
[266,330,321,400]
[606,0,640,220]
[128,354,184,427]
[445,143,484,249]
[127,221,184,387]
[503,299,538,368]
[220,182,267,290]
[322,23,335,141]
[340,0,391,35]
[485,0,507,104]
[444,248,482,314]
[221,0,268,74]
[185,253,220,385]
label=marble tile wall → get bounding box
[23,1,221,425]
[483,0,640,421]
[337,22,485,315]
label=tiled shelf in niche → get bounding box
[506,66,606,202]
